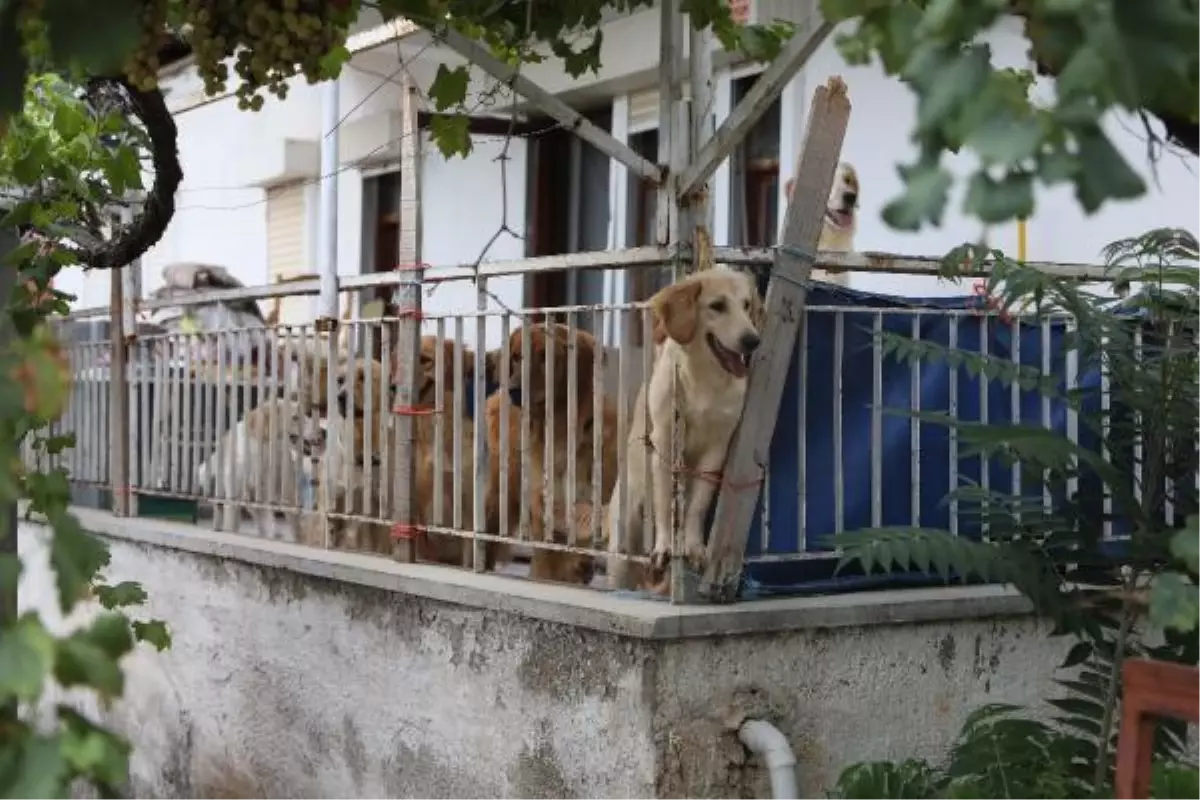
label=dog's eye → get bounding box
[710,299,727,313]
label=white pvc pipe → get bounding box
[316,78,340,322]
[738,719,799,799]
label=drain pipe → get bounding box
[315,77,341,325]
[738,719,799,799]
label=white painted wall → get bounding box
[85,14,1193,321]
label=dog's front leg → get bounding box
[649,426,675,571]
[680,451,725,569]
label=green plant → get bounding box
[0,73,170,798]
[830,227,1198,798]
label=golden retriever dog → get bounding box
[608,267,764,591]
[196,396,323,542]
[305,339,506,570]
[785,161,859,253]
[484,323,619,585]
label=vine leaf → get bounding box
[42,0,143,77]
[132,620,172,652]
[0,613,56,703]
[47,511,111,613]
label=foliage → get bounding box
[821,0,1199,229]
[831,228,1199,798]
[0,0,795,157]
[0,74,171,798]
[830,705,1200,799]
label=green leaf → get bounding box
[93,580,147,610]
[1151,763,1200,800]
[1059,640,1092,669]
[963,171,1034,224]
[0,734,68,800]
[54,637,124,700]
[909,45,990,134]
[0,0,28,123]
[132,619,172,652]
[1148,571,1198,633]
[968,114,1043,167]
[0,613,56,703]
[42,0,144,77]
[1074,126,1146,212]
[1169,520,1198,573]
[83,613,136,660]
[47,510,110,612]
[429,64,470,112]
[58,707,131,789]
[427,113,472,159]
[883,161,952,230]
[318,45,351,80]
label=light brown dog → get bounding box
[484,323,619,585]
[607,267,764,591]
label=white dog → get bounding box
[607,267,764,590]
[195,397,323,541]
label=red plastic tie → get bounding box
[391,523,425,540]
[391,404,439,416]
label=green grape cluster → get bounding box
[124,0,171,92]
[181,0,358,111]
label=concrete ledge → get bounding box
[49,506,1036,640]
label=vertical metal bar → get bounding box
[797,309,809,552]
[1100,334,1112,540]
[655,0,679,246]
[170,335,183,499]
[1133,328,1143,511]
[473,281,488,569]
[948,316,959,537]
[363,321,375,521]
[263,328,277,510]
[379,323,393,521]
[1041,318,1052,516]
[110,269,129,516]
[978,315,988,536]
[254,327,267,505]
[591,306,604,548]
[1164,323,1175,527]
[871,312,883,529]
[181,330,196,498]
[498,313,510,537]
[565,310,578,547]
[236,330,250,516]
[910,314,921,527]
[641,309,654,541]
[1010,317,1021,526]
[453,318,465,540]
[519,320,532,541]
[1065,319,1078,503]
[343,328,357,519]
[615,308,629,555]
[200,335,213,502]
[155,335,169,496]
[213,329,228,529]
[833,310,844,534]
[543,317,556,544]
[433,320,445,529]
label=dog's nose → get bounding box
[842,191,858,208]
[739,332,761,354]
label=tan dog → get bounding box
[484,323,618,585]
[196,396,323,542]
[785,161,859,253]
[608,267,764,591]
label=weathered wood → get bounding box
[698,76,851,603]
[1115,658,1200,799]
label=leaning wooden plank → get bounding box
[696,76,852,603]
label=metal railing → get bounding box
[31,247,1133,599]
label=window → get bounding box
[625,129,673,343]
[729,73,782,248]
[265,181,311,325]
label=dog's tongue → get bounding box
[827,209,851,228]
[719,347,749,379]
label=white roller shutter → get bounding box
[265,182,311,325]
[627,82,692,133]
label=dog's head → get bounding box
[650,268,763,379]
[824,162,859,236]
[501,323,598,417]
[414,336,503,407]
[334,359,392,417]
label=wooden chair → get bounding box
[1114,658,1199,798]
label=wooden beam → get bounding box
[675,19,834,201]
[697,76,852,603]
[435,28,665,184]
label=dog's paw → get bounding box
[650,543,672,572]
[683,539,707,570]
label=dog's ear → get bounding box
[650,280,702,345]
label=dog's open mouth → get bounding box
[707,333,750,378]
[825,208,854,229]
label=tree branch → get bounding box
[78,77,182,271]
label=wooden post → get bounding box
[698,76,851,603]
